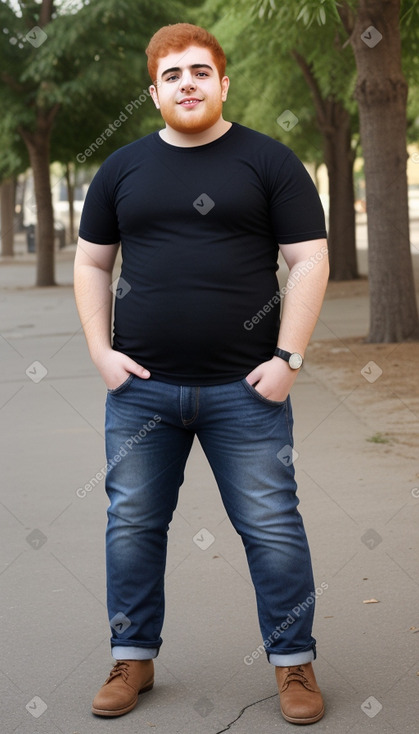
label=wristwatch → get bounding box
[274,347,304,370]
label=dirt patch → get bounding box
[306,281,419,460]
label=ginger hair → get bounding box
[146,23,227,83]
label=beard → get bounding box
[158,96,223,134]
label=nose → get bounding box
[179,71,196,92]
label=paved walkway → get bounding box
[1,242,418,733]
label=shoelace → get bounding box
[282,665,314,691]
[106,660,130,683]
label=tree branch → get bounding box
[291,49,328,128]
[18,102,61,147]
[45,102,61,128]
[39,0,54,27]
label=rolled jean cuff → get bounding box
[268,649,315,667]
[112,646,158,660]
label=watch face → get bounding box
[289,353,303,369]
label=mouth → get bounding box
[177,98,203,108]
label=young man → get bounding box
[74,23,329,725]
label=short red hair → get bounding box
[146,23,227,83]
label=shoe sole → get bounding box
[92,682,154,717]
[280,704,325,725]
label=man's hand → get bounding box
[245,357,299,403]
[94,348,150,390]
[245,238,328,403]
[74,239,151,390]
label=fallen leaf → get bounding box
[363,598,380,604]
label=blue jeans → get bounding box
[104,376,317,666]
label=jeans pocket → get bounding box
[240,378,287,407]
[107,373,135,395]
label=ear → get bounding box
[149,84,160,109]
[221,75,230,102]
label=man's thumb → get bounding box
[128,358,150,380]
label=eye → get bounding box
[196,71,209,77]
[165,74,179,82]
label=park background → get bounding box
[1,1,419,733]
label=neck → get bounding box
[159,118,232,148]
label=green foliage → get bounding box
[249,0,356,107]
[366,432,391,444]
[401,0,419,86]
[0,0,191,169]
[199,0,357,162]
[0,128,28,181]
[256,0,337,27]
[202,0,418,164]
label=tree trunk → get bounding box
[15,176,26,232]
[1,177,15,256]
[292,51,358,280]
[21,125,56,286]
[65,162,75,244]
[16,0,58,286]
[39,0,54,27]
[341,0,419,341]
[323,104,358,280]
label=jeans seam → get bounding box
[284,400,294,444]
[180,387,200,426]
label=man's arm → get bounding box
[245,238,329,401]
[74,237,150,389]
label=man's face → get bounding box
[150,46,229,134]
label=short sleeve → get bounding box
[78,161,120,244]
[269,149,327,245]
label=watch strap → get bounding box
[274,347,292,362]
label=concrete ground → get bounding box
[0,236,418,734]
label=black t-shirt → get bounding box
[78,122,327,385]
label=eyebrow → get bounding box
[160,63,214,78]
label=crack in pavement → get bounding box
[214,693,277,733]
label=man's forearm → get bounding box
[74,263,114,364]
[242,243,329,403]
[277,255,329,356]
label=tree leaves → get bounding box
[0,0,186,173]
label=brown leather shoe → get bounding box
[275,663,324,724]
[92,659,154,717]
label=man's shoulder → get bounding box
[232,123,293,159]
[102,132,157,168]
